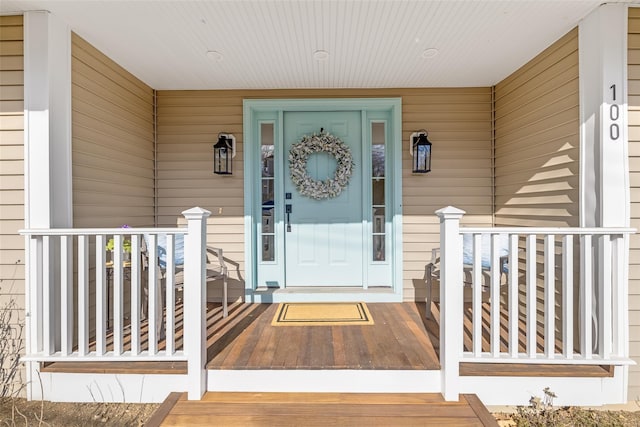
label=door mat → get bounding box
[272,302,374,326]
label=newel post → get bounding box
[182,207,211,400]
[435,206,465,401]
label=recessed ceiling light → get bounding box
[206,50,223,61]
[313,50,329,61]
[422,48,439,59]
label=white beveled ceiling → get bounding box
[0,0,633,90]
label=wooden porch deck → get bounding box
[44,300,612,377]
[147,391,499,426]
[206,301,439,370]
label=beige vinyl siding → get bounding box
[156,88,493,301]
[494,28,580,228]
[0,14,25,394]
[71,33,155,228]
[628,7,640,401]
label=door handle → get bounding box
[285,204,292,232]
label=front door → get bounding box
[246,98,402,299]
[283,111,363,286]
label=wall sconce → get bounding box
[409,130,432,174]
[213,133,236,175]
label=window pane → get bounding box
[262,179,274,205]
[373,235,385,261]
[262,235,274,262]
[373,208,385,233]
[372,123,385,178]
[372,145,385,178]
[262,208,274,233]
[261,123,274,177]
[372,180,385,205]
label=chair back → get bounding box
[144,234,185,268]
[462,234,509,272]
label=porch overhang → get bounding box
[1,0,632,90]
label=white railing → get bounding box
[435,206,635,401]
[20,207,211,399]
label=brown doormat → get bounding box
[272,302,374,326]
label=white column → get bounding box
[579,3,629,228]
[579,4,630,401]
[23,10,73,230]
[23,10,72,400]
[435,206,465,401]
[182,207,211,400]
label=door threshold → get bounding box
[250,286,401,303]
[255,286,394,294]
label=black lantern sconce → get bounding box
[213,133,236,175]
[410,130,432,174]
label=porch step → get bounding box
[148,392,499,427]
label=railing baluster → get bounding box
[613,235,625,356]
[526,234,536,357]
[599,235,612,359]
[490,234,500,356]
[130,234,140,355]
[42,236,52,356]
[166,234,175,355]
[562,234,573,359]
[544,234,555,358]
[78,235,89,356]
[95,235,106,355]
[508,234,519,358]
[148,234,158,355]
[581,234,593,359]
[113,234,123,355]
[472,234,482,356]
[29,235,44,355]
[60,235,72,355]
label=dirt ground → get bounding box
[0,398,159,427]
[493,407,640,426]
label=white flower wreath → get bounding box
[288,131,354,200]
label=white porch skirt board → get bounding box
[36,367,626,405]
[35,372,189,403]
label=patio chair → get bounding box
[425,234,510,319]
[142,234,229,331]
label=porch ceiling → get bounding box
[1,0,632,90]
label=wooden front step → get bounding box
[148,392,499,426]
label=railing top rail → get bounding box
[19,227,187,236]
[460,227,636,235]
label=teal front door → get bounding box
[283,111,363,286]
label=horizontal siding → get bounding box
[0,14,25,397]
[628,7,640,402]
[156,88,493,301]
[71,33,155,228]
[494,28,579,228]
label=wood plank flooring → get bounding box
[206,302,440,370]
[44,301,613,379]
[152,392,499,427]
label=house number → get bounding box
[609,84,620,141]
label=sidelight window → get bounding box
[371,122,386,262]
[260,123,275,262]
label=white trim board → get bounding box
[35,372,188,403]
[207,370,442,393]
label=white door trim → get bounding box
[242,98,403,303]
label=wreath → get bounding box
[289,131,354,200]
